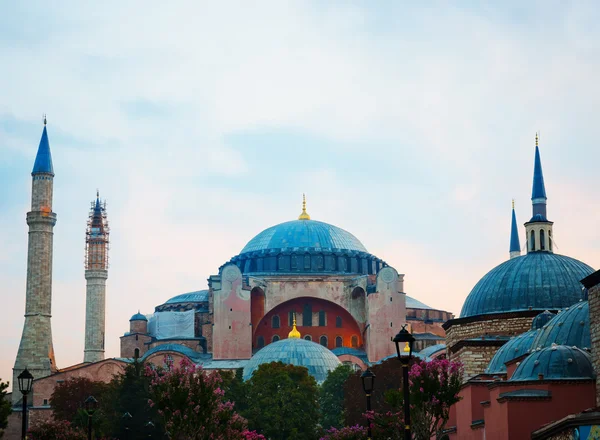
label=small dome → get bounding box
[241,219,368,254]
[486,330,538,374]
[532,311,556,330]
[243,338,341,383]
[510,345,595,381]
[130,312,147,321]
[528,214,548,222]
[460,253,593,318]
[531,301,590,351]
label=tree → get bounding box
[221,368,248,414]
[27,419,86,440]
[50,377,108,423]
[243,361,320,440]
[319,364,353,430]
[146,357,261,439]
[0,380,11,439]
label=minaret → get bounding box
[84,191,110,363]
[509,200,521,259]
[13,118,58,403]
[525,133,554,253]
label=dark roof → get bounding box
[531,301,590,351]
[532,145,547,200]
[241,219,367,254]
[460,252,594,318]
[510,207,521,254]
[531,310,555,330]
[164,290,209,304]
[485,329,538,374]
[130,312,147,321]
[32,126,54,175]
[510,345,595,382]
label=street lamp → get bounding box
[17,369,34,440]
[360,368,376,440]
[84,395,98,440]
[393,325,415,440]
[123,412,133,439]
[146,421,155,438]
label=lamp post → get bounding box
[360,368,376,440]
[146,421,155,438]
[17,369,34,440]
[393,325,415,440]
[123,412,133,439]
[84,395,98,440]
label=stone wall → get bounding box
[446,315,533,350]
[453,345,501,380]
[120,333,152,358]
[588,283,600,407]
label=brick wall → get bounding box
[120,333,152,358]
[446,315,532,349]
[453,345,500,380]
[589,284,600,407]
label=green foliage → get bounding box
[49,376,108,423]
[146,358,256,439]
[243,361,320,440]
[103,359,160,439]
[27,419,86,440]
[221,368,248,414]
[319,364,353,430]
[0,380,11,438]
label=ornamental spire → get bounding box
[298,193,311,220]
[531,133,547,208]
[288,314,301,339]
[510,200,521,259]
[32,117,54,176]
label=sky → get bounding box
[2,1,600,391]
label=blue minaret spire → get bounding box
[531,132,547,219]
[32,115,54,176]
[510,200,521,259]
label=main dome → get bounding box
[241,219,368,254]
[460,252,594,318]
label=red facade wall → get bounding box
[253,297,362,350]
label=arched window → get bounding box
[288,310,296,326]
[319,335,328,347]
[318,310,326,326]
[165,355,174,369]
[540,229,546,250]
[303,304,312,327]
[336,316,342,328]
[549,230,553,251]
[257,336,265,349]
[272,335,280,342]
[335,336,343,348]
[134,348,140,359]
[272,315,280,329]
[304,335,312,341]
[351,335,358,348]
[530,230,536,251]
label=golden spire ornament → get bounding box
[536,132,539,147]
[298,193,311,220]
[288,314,301,339]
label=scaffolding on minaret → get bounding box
[85,192,110,270]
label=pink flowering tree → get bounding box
[146,358,264,440]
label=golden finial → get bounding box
[96,189,100,198]
[43,114,47,126]
[535,132,539,147]
[512,199,515,210]
[288,314,301,339]
[298,193,311,220]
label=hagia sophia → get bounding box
[6,122,600,439]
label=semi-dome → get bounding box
[460,253,593,318]
[485,329,538,374]
[164,290,209,304]
[510,345,594,381]
[532,310,555,330]
[243,338,341,383]
[241,219,368,254]
[531,301,590,351]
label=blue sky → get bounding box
[2,1,600,389]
